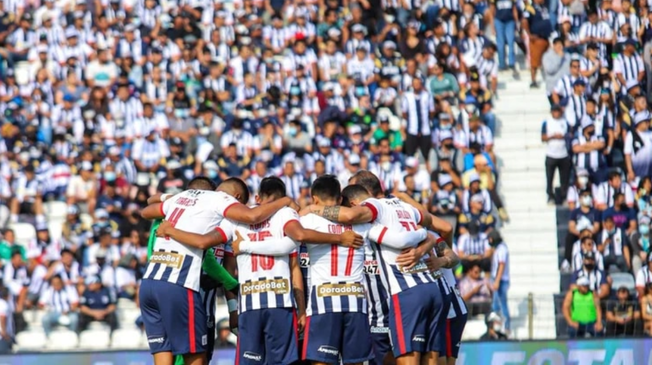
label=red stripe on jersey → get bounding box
[290,252,298,258]
[344,247,354,275]
[283,219,300,236]
[187,289,196,353]
[377,227,388,245]
[302,316,311,360]
[215,227,227,243]
[446,319,452,357]
[158,201,166,217]
[222,202,239,218]
[392,294,407,355]
[330,245,338,276]
[362,202,378,222]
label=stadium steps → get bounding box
[484,72,559,340]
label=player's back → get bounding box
[300,213,370,315]
[144,190,238,291]
[227,207,298,312]
[362,197,437,295]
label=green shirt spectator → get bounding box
[371,115,403,151]
[0,229,26,262]
[428,64,460,100]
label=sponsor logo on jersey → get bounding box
[398,261,429,274]
[150,252,184,268]
[412,335,425,343]
[241,278,290,295]
[364,260,379,275]
[243,351,263,361]
[317,283,365,297]
[148,337,165,344]
[317,345,339,356]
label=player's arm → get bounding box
[222,253,239,334]
[141,203,166,220]
[147,193,176,205]
[368,225,428,249]
[225,197,294,224]
[283,220,363,247]
[155,221,228,249]
[236,235,298,256]
[394,192,453,244]
[304,204,375,225]
[290,254,306,333]
[431,234,460,269]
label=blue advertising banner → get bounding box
[0,339,650,365]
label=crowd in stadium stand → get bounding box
[538,0,652,338]
[0,0,531,352]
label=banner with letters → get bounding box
[0,339,651,365]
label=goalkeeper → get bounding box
[147,219,238,365]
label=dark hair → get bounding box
[608,170,621,180]
[350,170,383,197]
[188,176,218,191]
[341,184,370,207]
[259,176,286,200]
[310,175,342,201]
[50,274,63,283]
[223,177,250,204]
[10,248,22,259]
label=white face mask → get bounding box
[581,196,592,206]
[492,323,502,332]
[381,161,391,171]
[578,176,589,187]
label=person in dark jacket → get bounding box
[480,312,508,340]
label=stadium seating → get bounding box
[79,324,111,349]
[43,201,68,221]
[111,328,145,349]
[46,329,78,350]
[9,222,36,248]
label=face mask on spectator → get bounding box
[492,323,502,332]
[290,86,301,96]
[105,171,116,182]
[381,161,391,171]
[441,123,452,130]
[581,196,592,206]
[288,126,298,137]
[640,225,649,235]
[578,176,589,187]
[207,169,218,179]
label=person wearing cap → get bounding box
[605,286,641,336]
[371,114,403,153]
[375,39,403,87]
[214,317,236,349]
[458,193,496,234]
[373,72,398,109]
[39,274,80,338]
[542,103,571,205]
[624,110,652,181]
[78,275,118,334]
[338,153,362,186]
[522,0,553,88]
[571,110,607,181]
[562,275,604,338]
[479,312,508,340]
[596,210,632,273]
[563,77,588,129]
[570,235,605,272]
[571,250,610,299]
[614,38,645,90]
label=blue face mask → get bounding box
[104,171,117,182]
[355,86,366,97]
[290,86,301,96]
[640,225,650,236]
[288,126,297,136]
[207,170,218,179]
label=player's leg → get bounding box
[370,330,392,365]
[424,283,446,365]
[262,308,300,364]
[139,280,174,365]
[389,290,427,365]
[200,288,217,364]
[158,286,208,361]
[432,286,452,365]
[341,312,373,365]
[182,353,206,365]
[303,312,343,365]
[236,310,265,365]
[446,313,468,365]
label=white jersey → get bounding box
[363,243,390,330]
[434,240,467,319]
[223,207,299,313]
[362,197,439,295]
[143,190,239,291]
[300,213,371,316]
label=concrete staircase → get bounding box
[468,72,559,340]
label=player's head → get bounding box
[348,170,383,198]
[310,175,342,205]
[341,184,371,207]
[257,176,286,204]
[217,177,250,204]
[187,176,218,191]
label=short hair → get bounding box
[259,176,287,200]
[310,175,342,201]
[10,249,22,260]
[341,184,370,207]
[350,170,383,197]
[188,176,218,191]
[608,170,621,180]
[222,177,250,204]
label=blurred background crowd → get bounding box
[0,0,529,352]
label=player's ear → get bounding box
[311,195,321,205]
[255,194,261,205]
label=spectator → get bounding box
[39,275,79,338]
[624,111,652,182]
[542,38,571,102]
[571,117,607,182]
[458,194,496,234]
[571,251,611,299]
[492,0,518,74]
[635,256,652,298]
[479,312,508,340]
[459,263,493,316]
[401,77,435,163]
[115,254,139,300]
[78,276,118,334]
[567,169,598,210]
[0,229,26,262]
[630,216,650,275]
[66,161,97,214]
[0,287,13,354]
[214,318,236,349]
[3,250,28,331]
[571,236,605,272]
[603,193,637,236]
[10,163,44,224]
[597,212,632,273]
[523,0,554,88]
[641,283,652,335]
[563,276,604,338]
[542,103,572,205]
[489,230,511,332]
[565,189,601,261]
[605,286,641,336]
[457,220,492,272]
[595,170,635,211]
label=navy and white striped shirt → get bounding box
[572,134,606,172]
[401,90,434,136]
[39,285,79,313]
[457,232,490,256]
[614,53,644,85]
[280,174,305,200]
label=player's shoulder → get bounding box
[352,222,372,235]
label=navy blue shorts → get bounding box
[389,283,444,357]
[302,312,373,364]
[370,328,391,365]
[139,279,207,355]
[434,284,452,354]
[237,308,299,365]
[445,313,468,358]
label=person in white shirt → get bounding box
[595,170,635,210]
[39,275,79,337]
[542,104,571,205]
[0,287,13,353]
[488,230,510,331]
[84,47,118,88]
[115,254,139,300]
[66,161,96,214]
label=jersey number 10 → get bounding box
[249,231,275,271]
